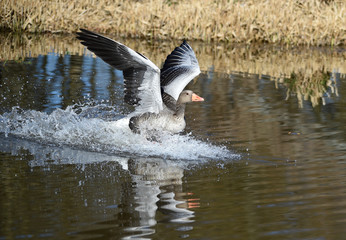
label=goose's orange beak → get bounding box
[192,93,204,102]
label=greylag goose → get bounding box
[76,29,203,134]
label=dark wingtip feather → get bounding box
[181,40,191,49]
[76,29,90,41]
[76,29,101,41]
[78,28,94,34]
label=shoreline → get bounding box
[1,0,345,46]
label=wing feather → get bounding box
[160,40,201,100]
[76,29,163,114]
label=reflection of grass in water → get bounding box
[1,0,345,46]
[283,71,337,107]
[0,32,344,108]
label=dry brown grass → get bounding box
[1,0,345,45]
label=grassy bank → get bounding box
[1,0,345,46]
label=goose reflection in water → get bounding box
[0,136,200,239]
[124,158,199,239]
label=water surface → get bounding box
[0,33,346,239]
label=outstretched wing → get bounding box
[160,41,201,101]
[77,29,163,114]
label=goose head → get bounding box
[177,90,204,104]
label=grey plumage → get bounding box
[77,29,203,134]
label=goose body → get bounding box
[77,29,203,134]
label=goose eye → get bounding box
[186,92,189,95]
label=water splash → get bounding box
[0,105,237,161]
